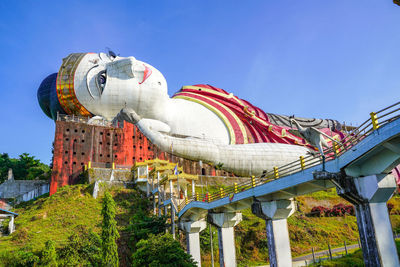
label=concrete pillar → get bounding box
[153,195,157,215]
[158,199,162,217]
[169,179,173,199]
[179,220,207,266]
[177,176,181,198]
[171,205,176,239]
[251,199,295,267]
[208,212,242,267]
[157,172,161,217]
[164,185,168,217]
[8,216,14,234]
[191,179,195,196]
[337,174,399,267]
[146,167,150,197]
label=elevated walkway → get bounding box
[135,101,400,267]
[175,101,400,267]
[178,115,400,219]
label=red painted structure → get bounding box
[50,118,223,195]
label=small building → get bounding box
[0,208,18,235]
[0,169,49,203]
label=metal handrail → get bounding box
[177,100,400,209]
[375,101,400,114]
[56,113,124,128]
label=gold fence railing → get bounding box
[177,101,400,212]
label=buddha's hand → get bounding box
[114,107,142,124]
[114,108,171,135]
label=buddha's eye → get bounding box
[96,70,107,93]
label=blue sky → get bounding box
[0,1,399,164]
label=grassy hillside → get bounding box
[0,185,101,253]
[0,184,149,266]
[1,185,400,267]
[309,240,400,267]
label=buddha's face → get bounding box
[74,53,168,120]
[39,52,168,121]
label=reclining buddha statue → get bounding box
[38,52,345,176]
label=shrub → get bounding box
[309,204,355,217]
[310,206,329,217]
[0,248,40,267]
[40,240,57,266]
[388,203,395,214]
[131,234,196,267]
[57,229,102,266]
[128,211,167,248]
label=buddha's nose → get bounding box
[108,57,137,78]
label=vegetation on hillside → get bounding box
[41,240,57,266]
[0,184,194,266]
[132,234,196,267]
[128,212,167,249]
[0,153,50,183]
[101,192,120,266]
[309,240,400,267]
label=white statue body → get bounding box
[57,53,315,176]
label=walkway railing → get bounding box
[85,161,132,170]
[56,112,124,128]
[177,101,400,212]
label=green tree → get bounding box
[0,246,40,267]
[0,153,50,183]
[128,211,167,248]
[57,228,102,266]
[131,234,196,267]
[40,240,57,266]
[0,153,12,183]
[16,153,50,180]
[101,192,120,267]
[82,230,102,266]
[57,233,82,266]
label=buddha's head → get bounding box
[38,52,168,121]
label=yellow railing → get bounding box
[176,101,400,212]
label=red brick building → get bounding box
[50,115,225,195]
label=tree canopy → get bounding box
[131,234,197,267]
[128,211,167,248]
[41,240,58,267]
[0,153,50,183]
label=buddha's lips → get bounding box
[139,64,152,84]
